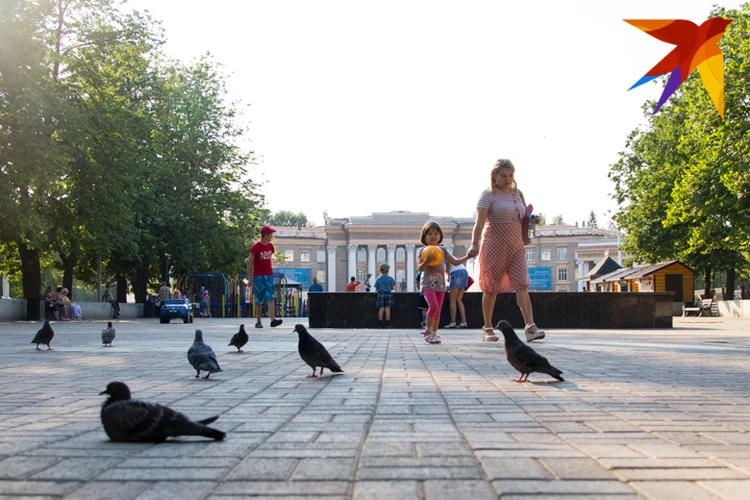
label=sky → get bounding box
[125,0,745,228]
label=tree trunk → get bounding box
[133,266,149,303]
[61,252,75,300]
[116,274,128,303]
[726,269,736,300]
[18,241,42,298]
[704,267,712,298]
[160,250,170,284]
[17,240,42,320]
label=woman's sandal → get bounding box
[425,335,441,344]
[482,327,499,342]
[524,323,546,342]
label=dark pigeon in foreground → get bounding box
[228,324,248,352]
[31,321,54,350]
[99,381,225,442]
[102,322,116,347]
[496,320,564,383]
[294,324,343,378]
[188,329,222,379]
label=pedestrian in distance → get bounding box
[248,226,283,329]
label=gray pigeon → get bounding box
[31,321,54,350]
[294,324,343,378]
[100,381,225,442]
[228,324,248,352]
[496,320,564,382]
[188,329,222,379]
[102,322,116,347]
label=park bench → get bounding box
[683,298,714,317]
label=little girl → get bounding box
[417,220,470,344]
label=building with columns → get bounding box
[271,212,625,293]
[273,211,474,292]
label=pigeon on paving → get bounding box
[294,324,343,378]
[99,381,225,442]
[496,320,564,383]
[102,321,116,347]
[228,324,248,352]
[188,329,222,379]
[31,321,54,350]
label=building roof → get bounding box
[580,256,622,281]
[591,260,697,283]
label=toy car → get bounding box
[159,298,194,324]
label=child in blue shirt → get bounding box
[374,263,396,328]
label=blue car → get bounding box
[159,299,194,324]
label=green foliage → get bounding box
[609,3,750,282]
[260,210,313,228]
[587,210,598,228]
[0,0,266,300]
[552,215,566,225]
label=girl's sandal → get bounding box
[482,327,499,342]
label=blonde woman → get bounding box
[467,159,545,342]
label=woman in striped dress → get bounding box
[467,159,545,342]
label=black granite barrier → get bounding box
[308,292,674,329]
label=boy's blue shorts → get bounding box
[253,275,275,304]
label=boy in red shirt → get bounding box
[248,226,282,328]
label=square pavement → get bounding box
[2,316,750,499]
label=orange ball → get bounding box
[421,245,443,266]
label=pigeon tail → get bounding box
[540,366,565,381]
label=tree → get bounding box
[261,210,313,228]
[1,0,267,309]
[609,4,750,294]
[552,215,566,225]
[587,210,599,228]
[533,213,547,226]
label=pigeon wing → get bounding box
[188,343,222,373]
[101,399,167,442]
[315,342,343,372]
[507,343,547,375]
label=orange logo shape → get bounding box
[625,18,732,118]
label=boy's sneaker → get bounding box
[385,322,393,328]
[419,320,426,328]
[458,322,468,328]
[444,323,457,329]
[270,319,283,327]
[255,322,263,328]
[379,321,385,329]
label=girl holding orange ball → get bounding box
[417,220,471,344]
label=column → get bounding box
[326,245,337,292]
[367,244,377,280]
[347,244,357,282]
[406,244,415,292]
[387,244,396,277]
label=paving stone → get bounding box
[64,481,152,499]
[353,480,421,500]
[2,318,750,496]
[630,481,724,499]
[423,479,496,500]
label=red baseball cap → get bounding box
[260,225,276,235]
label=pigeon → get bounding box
[101,321,116,347]
[496,320,564,383]
[31,321,54,350]
[293,324,343,378]
[99,381,225,442]
[228,324,248,352]
[187,329,222,379]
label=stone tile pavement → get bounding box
[1,316,750,499]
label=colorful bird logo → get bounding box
[625,17,732,118]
